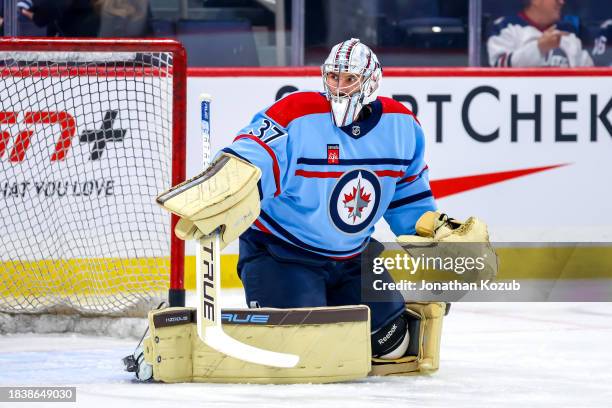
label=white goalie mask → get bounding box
[321,38,382,127]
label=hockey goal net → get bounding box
[0,38,186,322]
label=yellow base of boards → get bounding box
[3,246,612,297]
[187,246,612,289]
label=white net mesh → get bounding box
[0,44,179,321]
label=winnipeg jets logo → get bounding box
[329,169,381,234]
[343,172,371,222]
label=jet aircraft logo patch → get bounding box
[329,169,380,234]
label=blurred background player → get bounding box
[18,0,99,37]
[218,38,437,360]
[487,0,593,67]
[96,0,152,38]
[17,0,151,37]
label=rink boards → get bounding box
[182,68,612,288]
[2,68,612,292]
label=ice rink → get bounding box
[1,290,611,408]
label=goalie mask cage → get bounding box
[0,38,186,318]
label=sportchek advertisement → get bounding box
[184,69,612,256]
[2,69,611,261]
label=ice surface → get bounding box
[1,290,611,408]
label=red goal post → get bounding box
[0,38,186,317]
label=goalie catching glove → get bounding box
[156,153,261,248]
[370,212,497,375]
[397,211,498,282]
[402,211,490,243]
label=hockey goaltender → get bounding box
[123,39,496,384]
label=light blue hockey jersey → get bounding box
[221,91,436,258]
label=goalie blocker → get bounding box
[157,152,300,367]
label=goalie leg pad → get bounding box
[371,312,410,358]
[143,306,372,384]
[369,302,445,376]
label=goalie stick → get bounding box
[196,94,299,368]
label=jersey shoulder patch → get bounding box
[378,96,419,124]
[265,91,330,128]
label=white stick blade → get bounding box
[205,326,300,368]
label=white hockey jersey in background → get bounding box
[487,13,593,67]
[592,19,612,66]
